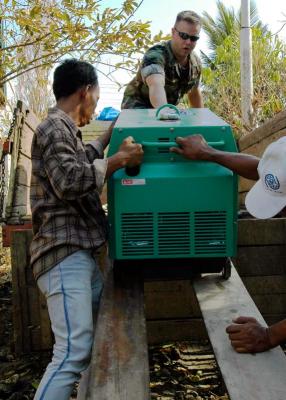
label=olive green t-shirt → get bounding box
[121,40,202,109]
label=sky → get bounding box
[96,0,286,112]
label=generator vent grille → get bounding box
[194,211,227,254]
[158,212,190,255]
[121,213,154,256]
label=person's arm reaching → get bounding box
[84,117,118,163]
[188,86,204,108]
[145,74,168,108]
[96,117,117,150]
[170,134,260,180]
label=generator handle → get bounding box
[142,140,225,148]
[156,104,180,119]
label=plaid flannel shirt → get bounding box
[30,107,108,280]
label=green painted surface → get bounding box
[107,109,238,260]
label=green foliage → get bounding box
[201,0,268,67]
[202,27,286,135]
[0,0,167,87]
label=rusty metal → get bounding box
[2,224,33,247]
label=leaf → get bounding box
[30,5,41,19]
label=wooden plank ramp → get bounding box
[193,264,286,400]
[78,261,150,400]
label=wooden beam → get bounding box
[145,280,201,319]
[10,230,33,354]
[238,109,286,151]
[193,265,286,400]
[238,218,286,246]
[234,245,286,276]
[147,319,208,344]
[79,263,150,400]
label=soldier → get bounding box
[121,10,203,110]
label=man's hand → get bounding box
[170,134,215,160]
[157,107,180,120]
[106,136,143,178]
[226,316,272,353]
[118,136,144,167]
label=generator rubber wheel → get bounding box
[222,258,231,280]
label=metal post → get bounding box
[240,0,253,128]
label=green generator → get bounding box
[107,107,238,276]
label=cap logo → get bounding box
[264,174,280,191]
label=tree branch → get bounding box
[0,32,52,52]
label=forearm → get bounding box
[188,88,204,108]
[106,153,125,179]
[97,118,117,149]
[268,319,286,348]
[149,84,168,108]
[206,150,259,180]
[85,119,117,162]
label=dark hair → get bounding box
[53,59,98,100]
[175,10,202,27]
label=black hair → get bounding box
[52,59,98,100]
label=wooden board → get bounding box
[193,265,286,400]
[239,109,286,151]
[234,246,286,276]
[264,314,286,325]
[242,275,286,294]
[81,264,150,400]
[145,280,201,319]
[25,109,40,133]
[81,121,112,143]
[10,230,33,354]
[251,294,286,315]
[239,176,255,193]
[39,291,53,350]
[237,218,286,246]
[19,123,34,158]
[5,102,36,222]
[241,129,286,158]
[10,229,53,353]
[147,318,208,344]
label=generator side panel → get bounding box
[108,163,237,260]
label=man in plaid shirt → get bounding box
[31,59,143,400]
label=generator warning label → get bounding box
[121,179,146,186]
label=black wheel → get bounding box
[222,258,231,280]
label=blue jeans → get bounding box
[34,250,103,400]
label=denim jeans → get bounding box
[34,250,103,400]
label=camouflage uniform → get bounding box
[121,40,202,109]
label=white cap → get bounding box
[245,136,286,219]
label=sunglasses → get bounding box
[174,27,200,42]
